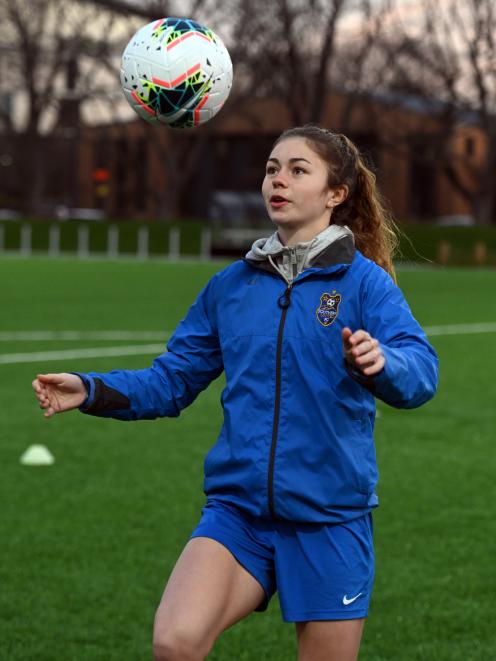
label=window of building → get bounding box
[214,135,277,191]
[409,137,437,220]
[465,136,475,157]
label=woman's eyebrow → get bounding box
[267,157,312,164]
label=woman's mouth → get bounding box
[270,195,290,209]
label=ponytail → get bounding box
[335,144,399,280]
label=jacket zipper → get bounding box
[268,283,292,519]
[290,248,298,279]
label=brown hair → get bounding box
[274,125,399,279]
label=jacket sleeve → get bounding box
[347,265,439,409]
[73,276,223,420]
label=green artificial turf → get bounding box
[1,256,495,660]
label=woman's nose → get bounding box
[272,174,288,188]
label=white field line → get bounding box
[1,322,496,366]
[423,322,496,336]
[0,331,169,341]
[0,344,166,365]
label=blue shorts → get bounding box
[190,499,374,622]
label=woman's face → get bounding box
[262,136,341,235]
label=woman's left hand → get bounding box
[342,327,385,376]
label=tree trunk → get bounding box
[23,132,47,214]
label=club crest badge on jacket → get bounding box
[316,292,342,327]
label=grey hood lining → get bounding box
[245,225,355,284]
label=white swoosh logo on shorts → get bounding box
[343,593,363,605]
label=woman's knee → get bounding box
[153,621,213,661]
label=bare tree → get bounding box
[0,0,395,218]
[83,0,229,219]
[97,0,393,217]
[83,0,221,21]
[0,0,132,212]
[158,0,389,215]
[329,0,393,132]
[372,0,496,224]
[226,0,372,126]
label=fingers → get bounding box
[345,329,372,348]
[43,406,56,419]
[34,386,54,415]
[353,338,380,362]
[349,356,384,376]
[342,329,385,376]
[37,373,65,384]
[341,327,353,343]
[361,356,385,376]
[39,397,56,418]
[32,378,46,402]
[32,375,59,418]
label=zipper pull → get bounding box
[278,284,292,309]
[290,248,297,279]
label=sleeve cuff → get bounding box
[70,372,95,410]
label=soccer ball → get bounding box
[120,17,233,129]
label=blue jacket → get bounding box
[76,238,438,523]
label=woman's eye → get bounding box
[293,167,306,175]
[266,166,277,175]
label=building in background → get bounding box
[75,90,482,225]
[1,0,492,226]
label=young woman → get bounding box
[32,125,438,661]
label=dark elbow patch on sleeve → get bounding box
[85,377,131,414]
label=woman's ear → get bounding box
[326,185,349,208]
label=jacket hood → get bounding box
[245,224,355,284]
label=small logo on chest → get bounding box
[316,291,342,327]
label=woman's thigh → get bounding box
[295,619,365,661]
[153,536,266,658]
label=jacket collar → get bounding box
[244,235,356,276]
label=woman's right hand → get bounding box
[32,373,88,418]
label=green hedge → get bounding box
[0,220,204,257]
[2,222,23,251]
[1,220,496,265]
[396,224,496,266]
